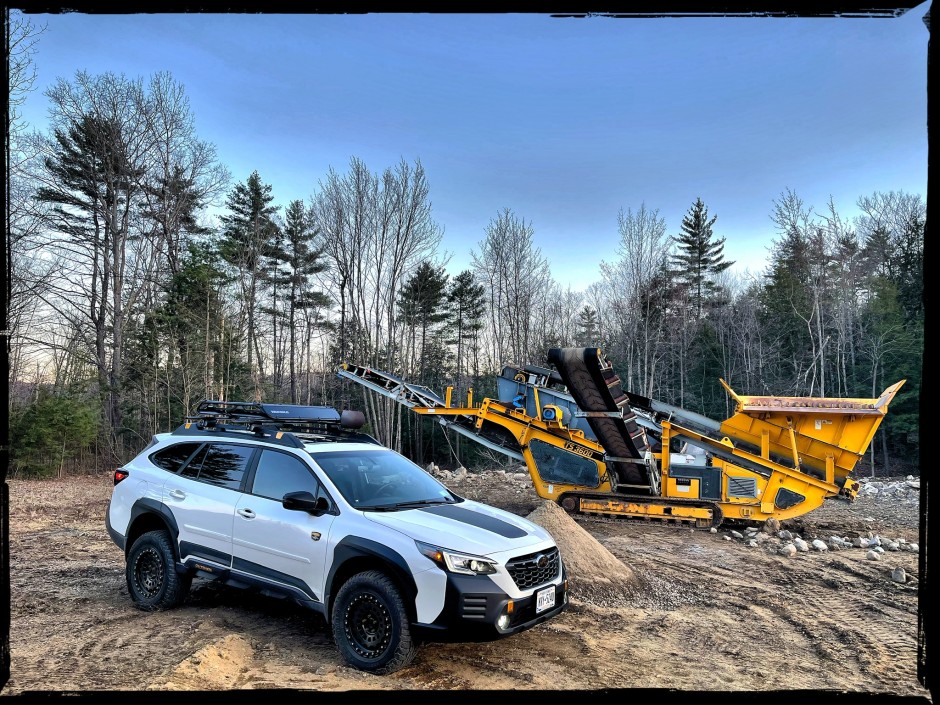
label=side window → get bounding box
[194,444,255,490]
[252,450,319,501]
[150,442,201,473]
[180,445,207,479]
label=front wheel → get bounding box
[126,529,190,611]
[331,570,417,674]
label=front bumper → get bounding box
[415,567,568,641]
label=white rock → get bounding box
[730,530,744,539]
[870,536,882,547]
[873,546,885,554]
[780,543,797,557]
[746,539,758,547]
[812,539,829,552]
[892,567,907,583]
[906,475,914,481]
[794,538,810,552]
[866,550,880,561]
[778,530,793,540]
[852,537,870,548]
[886,542,900,552]
[710,527,718,534]
[724,535,732,542]
[907,543,920,553]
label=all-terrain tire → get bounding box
[126,529,190,611]
[331,570,418,674]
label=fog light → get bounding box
[497,613,511,630]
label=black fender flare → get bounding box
[325,536,419,619]
[127,498,181,558]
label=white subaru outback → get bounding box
[105,401,568,674]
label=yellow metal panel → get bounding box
[579,497,713,522]
[665,477,700,499]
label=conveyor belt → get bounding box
[546,348,652,489]
[336,363,525,461]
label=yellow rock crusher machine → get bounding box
[337,348,905,527]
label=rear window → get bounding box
[150,442,202,474]
[190,443,255,491]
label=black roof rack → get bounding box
[172,400,382,447]
[170,421,307,448]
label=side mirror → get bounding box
[282,491,331,516]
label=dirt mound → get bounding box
[526,500,643,607]
[152,634,255,690]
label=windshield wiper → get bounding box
[361,498,456,512]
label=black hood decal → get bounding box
[417,504,528,539]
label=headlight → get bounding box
[416,541,497,575]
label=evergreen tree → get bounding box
[398,261,450,459]
[281,200,331,403]
[671,198,734,317]
[218,171,280,399]
[576,306,600,346]
[398,261,450,382]
[446,270,486,394]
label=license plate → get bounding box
[535,586,555,613]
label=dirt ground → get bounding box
[0,469,931,699]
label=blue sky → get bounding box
[12,9,930,291]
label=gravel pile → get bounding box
[525,500,644,608]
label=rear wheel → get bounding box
[126,529,190,611]
[331,570,417,674]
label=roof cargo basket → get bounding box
[173,400,379,446]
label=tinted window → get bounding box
[180,445,207,479]
[150,443,201,473]
[252,450,319,501]
[195,444,255,490]
[530,438,600,487]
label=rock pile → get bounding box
[856,476,920,501]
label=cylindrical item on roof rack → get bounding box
[341,410,365,429]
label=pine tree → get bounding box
[671,198,733,317]
[218,171,280,400]
[398,261,450,382]
[281,200,331,403]
[446,270,486,394]
[576,306,600,346]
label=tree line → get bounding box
[6,20,922,478]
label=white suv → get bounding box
[105,401,568,674]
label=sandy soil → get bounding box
[0,470,931,699]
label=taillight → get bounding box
[114,468,130,485]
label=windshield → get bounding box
[308,448,458,509]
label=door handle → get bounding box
[237,508,256,519]
[168,489,186,500]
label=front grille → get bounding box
[506,547,560,590]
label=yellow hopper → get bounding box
[717,379,907,486]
